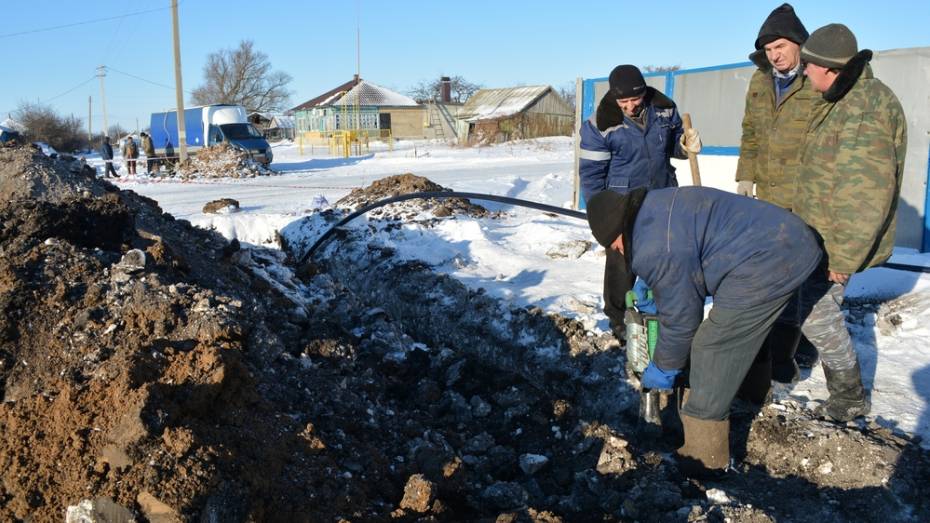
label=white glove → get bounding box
[737,180,755,197]
[679,128,702,154]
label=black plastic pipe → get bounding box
[296,190,930,275]
[298,191,587,266]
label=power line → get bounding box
[43,75,98,104]
[106,66,195,95]
[0,5,173,40]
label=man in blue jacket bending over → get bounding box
[579,64,701,339]
[586,187,821,474]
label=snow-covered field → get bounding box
[91,137,930,448]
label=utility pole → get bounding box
[170,0,188,162]
[88,96,93,143]
[97,65,109,138]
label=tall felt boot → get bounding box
[767,323,802,384]
[676,414,729,476]
[736,343,772,405]
[819,362,870,422]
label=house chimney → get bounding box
[440,76,452,103]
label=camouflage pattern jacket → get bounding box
[795,51,907,274]
[736,61,822,209]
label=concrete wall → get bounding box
[383,107,426,139]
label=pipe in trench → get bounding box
[296,191,930,274]
[297,191,588,267]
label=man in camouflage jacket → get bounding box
[794,23,907,421]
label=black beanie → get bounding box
[755,3,808,49]
[587,191,626,248]
[608,65,646,99]
[801,23,859,69]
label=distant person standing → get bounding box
[99,136,117,178]
[140,132,157,174]
[164,140,176,172]
[122,135,139,175]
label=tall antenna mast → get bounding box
[356,0,361,79]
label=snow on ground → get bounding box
[93,137,930,447]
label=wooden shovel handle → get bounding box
[682,113,701,187]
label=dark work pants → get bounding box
[103,160,117,177]
[681,292,794,421]
[604,247,635,330]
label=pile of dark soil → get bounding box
[337,173,490,219]
[175,143,274,179]
[1,144,928,522]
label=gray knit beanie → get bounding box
[800,23,858,69]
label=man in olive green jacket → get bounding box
[735,4,823,401]
[794,23,907,421]
[736,3,821,210]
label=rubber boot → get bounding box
[736,343,772,405]
[767,323,802,384]
[819,362,870,422]
[676,414,730,477]
[795,334,819,368]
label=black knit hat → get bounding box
[755,3,808,49]
[608,65,646,99]
[801,23,859,69]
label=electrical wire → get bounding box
[41,75,98,104]
[0,5,174,39]
[106,66,193,94]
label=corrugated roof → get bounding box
[331,81,419,107]
[270,115,295,129]
[457,85,551,122]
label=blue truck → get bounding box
[149,104,273,165]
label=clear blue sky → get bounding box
[2,0,927,132]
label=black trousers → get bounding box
[103,161,117,177]
[603,247,635,330]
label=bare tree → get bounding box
[557,82,576,109]
[191,40,292,113]
[408,75,482,103]
[13,102,88,152]
[642,65,681,73]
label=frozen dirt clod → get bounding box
[202,198,240,215]
[2,144,930,522]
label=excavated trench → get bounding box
[0,145,928,522]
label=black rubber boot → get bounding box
[737,343,772,405]
[819,362,870,422]
[767,323,802,384]
[795,334,819,368]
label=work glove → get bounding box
[679,128,702,154]
[631,278,657,314]
[642,362,681,390]
[736,180,755,197]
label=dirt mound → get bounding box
[1,147,929,522]
[337,172,489,219]
[0,144,104,203]
[175,143,274,179]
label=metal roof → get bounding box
[456,85,552,122]
[331,81,419,107]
